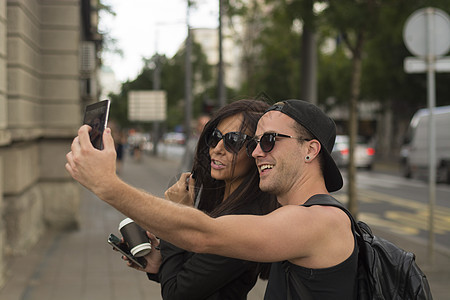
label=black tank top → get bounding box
[264,239,358,299]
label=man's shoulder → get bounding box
[272,204,340,224]
[272,202,351,238]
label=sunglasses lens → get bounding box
[207,129,221,148]
[224,132,245,153]
[260,133,275,152]
[208,129,248,154]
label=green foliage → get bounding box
[107,0,450,134]
[361,0,450,118]
[235,0,450,113]
[109,39,215,131]
[318,47,351,107]
[98,1,123,57]
[239,1,302,100]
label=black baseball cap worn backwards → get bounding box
[265,99,343,192]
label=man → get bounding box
[66,100,357,299]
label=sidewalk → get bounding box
[0,154,179,300]
[0,153,448,299]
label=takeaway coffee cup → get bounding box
[119,218,151,257]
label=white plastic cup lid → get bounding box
[118,217,134,231]
[130,243,151,257]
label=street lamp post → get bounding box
[185,1,193,141]
[218,0,226,108]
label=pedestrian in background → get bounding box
[179,114,211,173]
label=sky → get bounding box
[99,0,219,82]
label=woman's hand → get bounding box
[164,173,195,206]
[123,231,162,274]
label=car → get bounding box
[331,135,375,170]
[163,132,186,145]
[400,105,450,183]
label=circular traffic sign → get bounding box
[403,7,450,57]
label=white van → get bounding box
[400,105,450,183]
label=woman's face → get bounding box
[208,114,254,188]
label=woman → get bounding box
[125,99,279,300]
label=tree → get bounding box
[247,2,302,100]
[276,0,321,104]
[108,39,214,132]
[222,0,275,97]
[317,45,352,110]
[324,0,382,217]
[361,1,450,156]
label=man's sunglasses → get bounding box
[206,128,250,154]
[246,132,312,157]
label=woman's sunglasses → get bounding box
[206,128,250,154]
[246,132,312,157]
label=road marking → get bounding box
[334,190,450,236]
[360,213,420,235]
[355,171,450,192]
[385,211,449,234]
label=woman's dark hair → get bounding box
[191,99,279,279]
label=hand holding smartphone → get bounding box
[83,99,110,150]
[107,233,147,269]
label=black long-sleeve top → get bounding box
[147,202,269,300]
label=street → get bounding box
[1,145,449,300]
[126,145,450,299]
[3,2,450,299]
[158,143,450,252]
[157,143,450,251]
[150,144,450,298]
[335,170,450,252]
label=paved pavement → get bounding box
[0,152,449,299]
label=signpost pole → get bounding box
[426,8,436,265]
[403,7,450,265]
[153,54,161,156]
[185,1,193,142]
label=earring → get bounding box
[305,155,311,161]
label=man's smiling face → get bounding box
[252,111,308,198]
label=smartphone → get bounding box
[83,99,111,150]
[107,233,147,269]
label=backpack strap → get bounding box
[280,194,350,300]
[303,194,365,238]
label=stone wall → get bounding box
[0,0,99,287]
[0,0,8,288]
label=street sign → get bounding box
[403,7,450,57]
[128,90,167,122]
[403,7,450,265]
[404,56,450,73]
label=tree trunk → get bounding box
[300,27,317,104]
[300,0,317,104]
[347,33,365,219]
[218,0,226,108]
[377,99,393,158]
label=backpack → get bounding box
[303,194,433,300]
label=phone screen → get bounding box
[107,234,147,269]
[83,100,110,150]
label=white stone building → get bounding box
[0,0,101,286]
